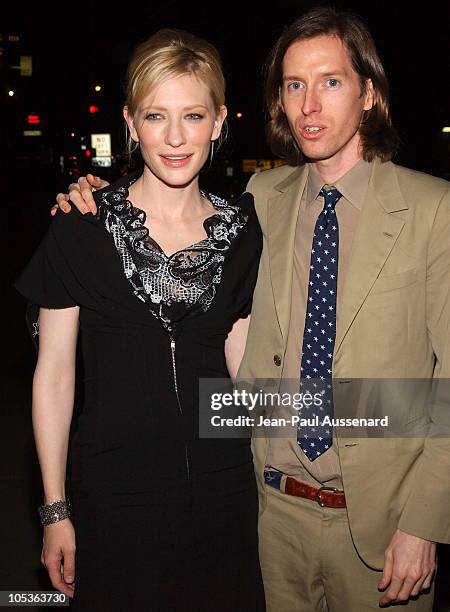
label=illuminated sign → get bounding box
[20,55,32,77]
[91,133,111,157]
[92,157,112,167]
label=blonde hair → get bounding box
[124,29,227,157]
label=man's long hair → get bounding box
[265,6,399,165]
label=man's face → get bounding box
[280,35,374,167]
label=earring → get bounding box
[210,140,215,165]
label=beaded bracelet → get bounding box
[37,499,72,526]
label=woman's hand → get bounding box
[51,174,109,216]
[41,518,76,598]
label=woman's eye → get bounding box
[186,113,203,120]
[145,113,162,121]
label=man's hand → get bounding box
[378,529,436,606]
[51,174,109,216]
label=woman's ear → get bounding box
[212,105,228,141]
[123,106,139,142]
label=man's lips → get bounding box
[299,126,327,140]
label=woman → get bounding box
[15,29,264,611]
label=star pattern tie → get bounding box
[297,186,342,461]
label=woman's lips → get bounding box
[160,154,193,168]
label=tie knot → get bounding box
[319,186,342,213]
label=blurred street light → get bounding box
[94,85,102,92]
[236,112,243,119]
[8,90,15,97]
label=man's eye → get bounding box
[288,82,303,91]
[327,79,340,87]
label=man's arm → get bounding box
[225,316,251,381]
[379,187,450,605]
[52,174,109,216]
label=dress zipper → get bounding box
[169,333,191,481]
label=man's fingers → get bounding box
[378,552,393,590]
[53,194,72,215]
[395,574,421,601]
[422,570,435,590]
[76,176,97,214]
[379,576,403,606]
[68,189,94,215]
[410,575,427,597]
[86,173,108,189]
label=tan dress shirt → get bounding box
[266,159,373,488]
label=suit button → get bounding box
[273,354,282,367]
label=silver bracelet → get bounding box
[37,498,72,526]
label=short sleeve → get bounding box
[233,193,263,319]
[13,220,78,349]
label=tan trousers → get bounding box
[259,484,434,612]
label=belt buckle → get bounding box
[316,485,338,507]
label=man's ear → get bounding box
[363,79,375,111]
[123,106,139,142]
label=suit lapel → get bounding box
[268,166,308,339]
[334,160,409,353]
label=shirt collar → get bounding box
[305,158,373,210]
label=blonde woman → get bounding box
[15,29,265,611]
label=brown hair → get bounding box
[265,6,399,165]
[125,28,227,156]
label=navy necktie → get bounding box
[297,186,342,461]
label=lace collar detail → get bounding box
[96,172,251,333]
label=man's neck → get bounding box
[310,157,363,185]
[309,139,364,184]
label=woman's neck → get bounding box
[128,166,212,222]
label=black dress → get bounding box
[14,171,265,611]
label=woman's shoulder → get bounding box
[204,189,257,221]
[93,170,142,213]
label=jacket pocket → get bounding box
[369,268,418,295]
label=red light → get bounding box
[89,105,99,114]
[85,149,91,158]
[27,114,40,125]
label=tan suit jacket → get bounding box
[238,158,450,569]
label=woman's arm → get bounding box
[225,315,251,381]
[33,305,80,598]
[33,306,79,504]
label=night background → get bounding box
[1,0,450,609]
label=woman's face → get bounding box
[124,73,227,188]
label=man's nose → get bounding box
[302,88,321,115]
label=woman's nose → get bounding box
[164,119,186,147]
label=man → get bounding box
[55,7,450,610]
[238,7,450,611]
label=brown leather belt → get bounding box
[285,476,346,508]
[265,470,346,508]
